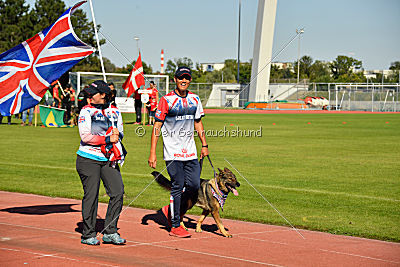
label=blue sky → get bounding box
[26,0,400,71]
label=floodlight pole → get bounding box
[88,0,107,82]
[296,29,304,91]
[134,36,140,55]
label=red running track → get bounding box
[0,191,399,266]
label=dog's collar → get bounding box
[210,178,228,198]
[210,186,227,211]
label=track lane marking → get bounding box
[0,247,119,267]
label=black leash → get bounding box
[199,155,217,178]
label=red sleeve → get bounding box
[155,97,168,122]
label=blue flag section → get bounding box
[0,1,95,116]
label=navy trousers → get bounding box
[165,159,200,228]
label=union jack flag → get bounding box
[0,1,95,116]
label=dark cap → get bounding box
[174,66,192,79]
[84,80,111,96]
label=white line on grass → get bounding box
[256,184,400,202]
[0,161,150,177]
[2,162,397,202]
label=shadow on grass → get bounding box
[0,204,80,215]
[141,209,225,237]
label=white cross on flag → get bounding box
[122,53,145,97]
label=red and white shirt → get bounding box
[77,104,124,162]
[155,90,204,161]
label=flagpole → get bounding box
[88,0,107,82]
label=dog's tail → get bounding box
[151,171,172,191]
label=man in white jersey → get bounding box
[148,66,209,238]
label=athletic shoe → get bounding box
[102,233,126,245]
[169,226,191,238]
[81,237,100,245]
[161,205,172,227]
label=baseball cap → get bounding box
[84,80,111,96]
[174,66,192,79]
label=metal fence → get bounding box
[202,82,399,111]
[287,83,399,112]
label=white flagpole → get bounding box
[88,0,107,82]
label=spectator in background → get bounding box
[77,85,89,114]
[134,88,142,124]
[61,84,73,125]
[52,82,62,108]
[0,115,11,125]
[69,84,76,108]
[44,88,53,106]
[21,107,35,126]
[147,81,159,125]
[108,82,117,107]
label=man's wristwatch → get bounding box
[202,144,208,148]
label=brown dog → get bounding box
[152,167,240,237]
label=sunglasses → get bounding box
[176,74,191,80]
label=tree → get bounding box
[389,61,400,71]
[165,57,194,80]
[330,55,362,80]
[31,0,66,34]
[175,57,193,69]
[0,0,34,52]
[388,61,400,83]
[117,59,153,74]
[310,60,332,82]
[165,59,177,79]
[294,55,313,80]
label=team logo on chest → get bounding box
[93,111,105,121]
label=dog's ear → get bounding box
[218,168,223,173]
[224,167,230,173]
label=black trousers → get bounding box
[135,100,142,123]
[76,155,124,239]
[62,102,71,124]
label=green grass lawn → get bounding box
[0,113,399,242]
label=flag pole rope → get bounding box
[98,30,169,98]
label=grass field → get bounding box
[0,112,399,242]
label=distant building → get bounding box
[271,61,293,70]
[362,69,391,79]
[200,63,225,72]
[201,61,293,72]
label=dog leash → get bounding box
[199,155,217,178]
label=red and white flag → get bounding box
[122,53,145,97]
